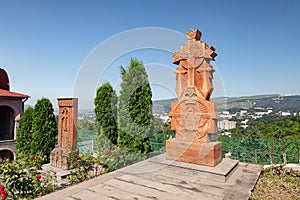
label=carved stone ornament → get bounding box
[50,98,78,169]
[166,29,222,167]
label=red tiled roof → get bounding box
[0,89,29,98]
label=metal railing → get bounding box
[219,137,300,165]
[77,140,94,154]
[148,135,300,165]
[77,135,300,165]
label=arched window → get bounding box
[0,149,14,161]
[0,106,14,140]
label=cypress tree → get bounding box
[16,107,34,156]
[118,58,153,153]
[30,98,57,161]
[94,82,118,145]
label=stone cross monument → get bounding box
[50,98,78,170]
[166,29,222,167]
[57,98,78,149]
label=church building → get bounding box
[0,68,29,160]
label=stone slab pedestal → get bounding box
[166,139,222,167]
[148,153,239,183]
[42,163,71,184]
[50,147,78,170]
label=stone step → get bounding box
[145,154,239,183]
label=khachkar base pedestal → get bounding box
[166,140,222,167]
[50,147,77,170]
[166,29,222,167]
[50,98,78,170]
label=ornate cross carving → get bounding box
[166,29,222,167]
[169,29,218,143]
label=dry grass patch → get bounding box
[250,165,300,200]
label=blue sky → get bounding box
[0,0,299,109]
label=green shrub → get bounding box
[17,107,34,155]
[94,82,118,145]
[118,59,153,153]
[31,98,57,162]
[67,153,100,185]
[0,153,57,199]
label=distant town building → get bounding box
[218,120,237,130]
[154,113,170,123]
[252,109,273,119]
[222,111,230,115]
[219,114,232,119]
[240,110,248,116]
[219,110,232,119]
[281,111,291,116]
[221,131,232,137]
[240,119,249,129]
[0,68,29,160]
[240,124,249,129]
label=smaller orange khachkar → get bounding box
[50,98,78,170]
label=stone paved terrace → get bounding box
[36,154,262,200]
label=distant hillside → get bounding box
[26,94,300,117]
[152,98,177,114]
[152,94,300,114]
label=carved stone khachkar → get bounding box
[50,98,78,170]
[166,29,222,167]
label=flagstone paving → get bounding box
[36,154,262,200]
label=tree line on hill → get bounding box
[153,94,300,114]
[229,116,300,140]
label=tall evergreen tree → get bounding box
[30,98,57,161]
[118,58,153,153]
[16,107,34,156]
[94,82,118,145]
